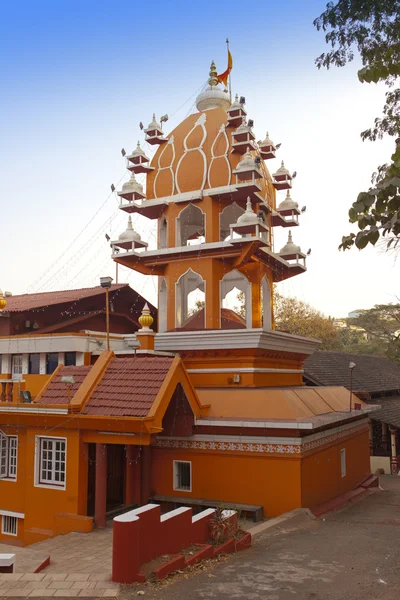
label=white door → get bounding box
[11,355,23,381]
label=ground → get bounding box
[124,476,400,600]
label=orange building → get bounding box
[0,58,374,547]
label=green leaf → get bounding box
[353,202,365,212]
[368,230,380,245]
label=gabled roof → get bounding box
[304,352,400,395]
[39,366,92,404]
[82,357,174,417]
[3,284,128,313]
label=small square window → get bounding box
[173,460,191,492]
[2,515,17,536]
[340,448,346,478]
[36,437,67,488]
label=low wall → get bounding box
[112,503,237,584]
[370,456,391,475]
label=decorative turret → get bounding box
[118,173,145,202]
[126,142,154,175]
[259,132,277,160]
[279,231,306,272]
[276,190,300,225]
[138,302,154,331]
[272,161,292,190]
[232,118,256,153]
[111,216,148,252]
[196,61,231,112]
[0,290,7,312]
[233,147,262,183]
[227,94,247,127]
[230,197,269,243]
[144,114,167,145]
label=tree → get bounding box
[314,1,400,251]
[349,302,400,359]
[274,293,340,350]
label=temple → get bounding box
[0,58,374,547]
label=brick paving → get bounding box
[0,525,120,597]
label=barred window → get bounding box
[0,431,17,480]
[38,438,66,487]
[1,515,17,536]
[173,460,192,492]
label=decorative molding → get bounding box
[155,422,369,456]
[154,135,175,199]
[187,368,304,374]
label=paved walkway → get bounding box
[124,476,400,600]
[0,526,118,597]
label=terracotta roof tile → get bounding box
[3,284,128,313]
[304,352,400,394]
[82,356,174,417]
[38,366,92,404]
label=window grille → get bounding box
[173,460,191,491]
[2,515,17,536]
[38,438,66,487]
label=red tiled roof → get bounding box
[82,357,174,417]
[173,308,246,331]
[3,284,128,313]
[38,366,92,404]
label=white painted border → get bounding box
[173,460,192,493]
[0,407,68,415]
[0,509,24,519]
[34,435,67,491]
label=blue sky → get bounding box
[1,0,398,317]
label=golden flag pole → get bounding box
[226,38,232,102]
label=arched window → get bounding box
[220,270,252,329]
[261,276,272,329]
[175,269,205,328]
[219,203,245,241]
[176,204,205,247]
[159,278,167,333]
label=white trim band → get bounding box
[0,509,24,519]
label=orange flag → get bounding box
[216,49,233,87]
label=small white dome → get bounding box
[147,113,161,130]
[229,94,242,111]
[118,216,141,242]
[280,231,301,255]
[237,198,259,225]
[196,87,231,112]
[131,141,146,158]
[235,117,250,134]
[237,148,255,171]
[122,173,143,194]
[274,161,290,177]
[260,131,274,147]
[278,190,298,212]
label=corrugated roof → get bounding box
[38,366,92,404]
[82,356,174,417]
[3,284,128,313]
[304,352,400,394]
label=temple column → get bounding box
[140,446,152,505]
[126,446,141,506]
[381,422,388,450]
[369,421,374,456]
[389,426,397,474]
[95,443,107,528]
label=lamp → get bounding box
[349,362,356,412]
[100,276,113,350]
[61,375,75,403]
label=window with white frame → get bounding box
[37,437,66,488]
[1,515,17,536]
[340,448,346,478]
[0,430,17,480]
[173,460,191,492]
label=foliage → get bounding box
[349,302,400,359]
[273,293,340,350]
[188,299,205,316]
[314,1,400,250]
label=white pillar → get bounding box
[390,426,397,474]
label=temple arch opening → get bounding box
[175,269,205,328]
[220,269,251,329]
[176,204,205,247]
[159,277,167,333]
[219,202,245,241]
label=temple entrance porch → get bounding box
[370,418,400,474]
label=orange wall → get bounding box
[0,425,88,546]
[300,430,370,508]
[151,448,302,517]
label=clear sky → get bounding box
[1,0,398,318]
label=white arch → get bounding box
[219,202,245,240]
[175,268,205,328]
[220,269,252,329]
[261,276,272,329]
[159,277,167,333]
[176,203,205,246]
